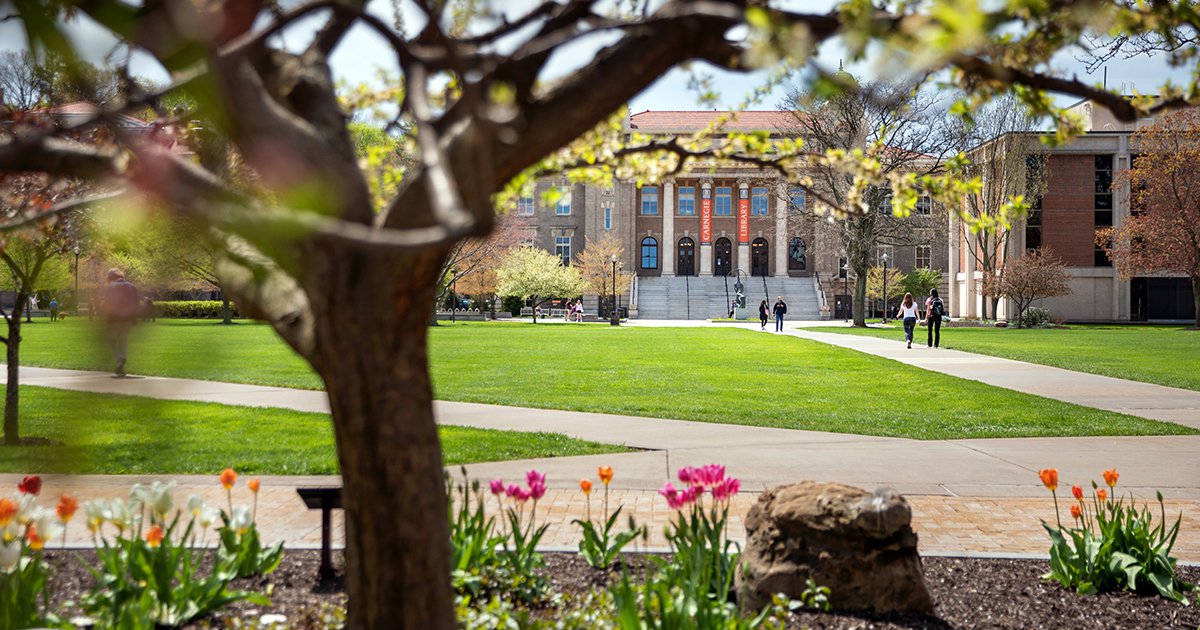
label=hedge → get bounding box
[154,300,240,319]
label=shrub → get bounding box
[156,300,240,319]
[501,295,524,317]
[1038,468,1196,602]
[1019,306,1052,328]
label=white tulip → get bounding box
[198,506,221,529]
[105,498,132,533]
[83,499,108,533]
[0,540,20,573]
[30,508,63,547]
[230,505,253,534]
[187,494,204,517]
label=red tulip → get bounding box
[17,476,41,496]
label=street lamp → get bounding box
[880,252,890,324]
[450,268,457,324]
[841,261,849,323]
[610,254,620,326]
[72,245,81,307]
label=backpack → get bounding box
[930,297,945,318]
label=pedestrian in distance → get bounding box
[26,294,36,323]
[102,268,140,377]
[758,299,769,330]
[896,292,922,349]
[48,297,59,322]
[573,300,584,323]
[772,295,787,332]
[144,296,156,323]
[925,288,946,348]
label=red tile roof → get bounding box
[35,101,151,129]
[628,110,802,134]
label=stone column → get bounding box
[774,181,788,277]
[662,180,675,276]
[947,211,960,316]
[699,181,713,276]
[737,182,750,275]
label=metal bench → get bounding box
[297,486,342,580]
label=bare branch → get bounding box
[0,190,125,233]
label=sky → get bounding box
[0,0,1191,113]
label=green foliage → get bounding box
[1019,306,1052,328]
[901,268,943,299]
[495,247,587,310]
[1043,491,1195,603]
[156,300,239,319]
[0,551,56,629]
[574,506,644,570]
[498,508,552,605]
[217,521,284,579]
[83,514,267,627]
[661,503,739,602]
[448,474,504,600]
[501,295,524,317]
[798,578,832,612]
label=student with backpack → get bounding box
[925,288,946,348]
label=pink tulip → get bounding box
[678,466,697,485]
[489,479,505,495]
[505,484,522,498]
[526,470,546,487]
[513,487,532,503]
[659,482,684,509]
[712,477,741,501]
[529,481,547,501]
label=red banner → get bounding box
[737,189,750,244]
[700,187,713,243]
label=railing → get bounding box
[813,271,828,315]
[760,274,769,304]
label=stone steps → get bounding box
[637,276,822,320]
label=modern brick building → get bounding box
[519,110,949,319]
[949,99,1197,322]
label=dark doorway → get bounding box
[1131,277,1195,321]
[678,237,695,276]
[834,294,852,320]
[751,238,769,277]
[714,238,732,277]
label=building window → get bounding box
[915,245,931,269]
[517,195,535,216]
[788,187,806,213]
[838,257,848,279]
[915,195,932,215]
[714,186,733,215]
[604,207,612,230]
[1026,156,1044,251]
[640,237,658,270]
[640,186,659,215]
[876,244,895,266]
[555,236,571,265]
[677,186,696,215]
[788,237,807,271]
[1095,155,1113,267]
[520,228,537,246]
[555,186,572,215]
[873,189,893,214]
[751,187,769,215]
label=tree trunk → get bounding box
[307,253,455,629]
[852,273,868,327]
[221,296,233,325]
[989,297,1000,322]
[4,298,23,445]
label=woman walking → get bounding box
[757,299,769,330]
[895,292,922,349]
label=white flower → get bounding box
[14,493,36,525]
[230,505,252,535]
[187,495,204,517]
[198,506,221,529]
[0,540,20,573]
[105,498,132,533]
[29,508,63,547]
[132,481,176,522]
[84,500,108,533]
[1,523,19,544]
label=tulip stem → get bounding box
[1052,490,1061,529]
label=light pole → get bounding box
[72,245,81,307]
[841,261,849,323]
[610,254,620,326]
[450,268,457,323]
[880,252,890,324]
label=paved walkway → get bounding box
[3,328,1199,559]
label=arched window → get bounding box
[640,237,659,270]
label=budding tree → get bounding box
[495,246,586,323]
[984,249,1072,326]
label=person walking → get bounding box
[48,297,59,322]
[896,292,922,349]
[772,295,787,332]
[26,294,36,323]
[758,299,769,330]
[925,288,945,348]
[102,268,140,377]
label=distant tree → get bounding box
[960,94,1048,319]
[902,268,943,300]
[0,51,44,110]
[110,216,233,323]
[495,246,586,324]
[985,249,1072,326]
[437,213,527,321]
[1100,109,1200,328]
[574,234,634,315]
[865,265,905,315]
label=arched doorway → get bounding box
[677,237,695,276]
[714,238,732,277]
[751,238,769,276]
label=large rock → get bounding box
[736,481,933,613]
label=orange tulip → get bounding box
[248,478,261,494]
[25,524,43,550]
[56,495,78,523]
[598,466,614,486]
[146,525,164,548]
[1038,469,1058,492]
[1071,485,1083,501]
[1070,504,1082,520]
[0,498,15,526]
[220,468,237,491]
[1102,469,1118,489]
[1097,489,1107,502]
[580,479,593,495]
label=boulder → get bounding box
[736,481,933,613]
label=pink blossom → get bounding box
[505,484,522,499]
[704,465,726,487]
[489,479,505,495]
[659,482,684,510]
[682,485,704,505]
[678,466,697,485]
[529,481,547,501]
[712,478,741,501]
[526,469,546,487]
[512,487,532,503]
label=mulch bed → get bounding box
[38,551,1199,628]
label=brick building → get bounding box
[949,99,1196,322]
[519,110,949,319]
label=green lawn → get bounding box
[0,386,625,474]
[12,319,1194,440]
[810,323,1200,392]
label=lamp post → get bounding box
[841,261,849,323]
[450,268,457,324]
[72,245,81,306]
[610,254,620,326]
[880,252,890,324]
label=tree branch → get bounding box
[0,136,125,180]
